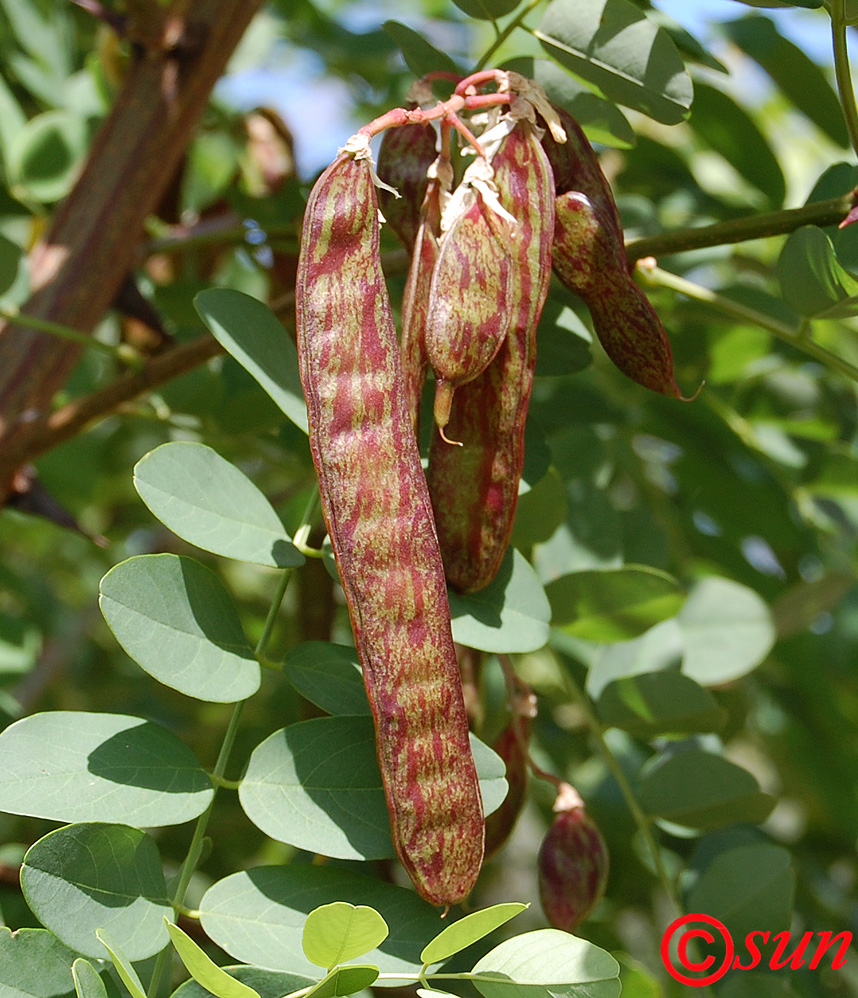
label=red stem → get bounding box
[456,68,507,95]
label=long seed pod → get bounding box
[296,137,484,906]
[553,191,681,397]
[399,156,451,431]
[427,120,555,592]
[377,121,438,252]
[425,162,516,435]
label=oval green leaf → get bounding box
[778,226,858,319]
[199,865,442,979]
[95,931,146,998]
[449,549,551,654]
[687,843,794,944]
[382,21,459,77]
[172,968,316,998]
[420,903,528,966]
[596,672,725,738]
[99,554,260,703]
[639,750,775,830]
[586,619,683,698]
[546,566,684,642]
[303,903,389,970]
[134,442,303,569]
[535,0,692,125]
[677,577,775,685]
[166,920,260,998]
[194,288,308,433]
[451,0,520,20]
[305,965,379,998]
[21,823,172,961]
[283,643,370,716]
[0,926,82,998]
[239,717,505,861]
[72,959,109,998]
[0,711,212,826]
[471,929,621,998]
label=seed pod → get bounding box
[399,157,451,431]
[377,121,438,252]
[483,687,536,860]
[296,139,484,906]
[425,165,516,435]
[553,191,681,397]
[427,121,555,592]
[538,784,609,933]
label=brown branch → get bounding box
[0,0,265,503]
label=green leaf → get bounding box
[8,110,87,203]
[166,920,260,998]
[382,21,459,76]
[420,904,528,966]
[513,468,568,551]
[449,549,551,653]
[199,864,442,979]
[21,823,172,961]
[0,72,27,170]
[0,234,23,298]
[0,710,212,826]
[194,288,308,433]
[450,0,520,20]
[546,567,684,642]
[239,717,505,861]
[535,0,693,125]
[304,965,379,998]
[722,16,847,147]
[171,968,316,998]
[690,83,785,206]
[778,226,858,318]
[586,619,683,698]
[677,577,775,685]
[302,903,389,970]
[596,672,724,738]
[687,844,794,944]
[0,926,82,998]
[72,959,109,998]
[639,750,775,830]
[95,931,146,998]
[133,443,304,569]
[282,642,371,716]
[471,929,621,998]
[99,554,260,703]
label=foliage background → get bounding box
[0,0,857,995]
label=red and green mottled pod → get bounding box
[427,121,555,592]
[538,784,609,933]
[399,158,449,431]
[296,143,484,906]
[540,104,624,247]
[377,121,438,252]
[553,191,681,397]
[425,183,515,434]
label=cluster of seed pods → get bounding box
[295,70,677,910]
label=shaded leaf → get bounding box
[0,710,212,826]
[0,927,82,998]
[282,642,370,716]
[21,824,171,961]
[0,233,22,298]
[382,21,459,76]
[99,554,260,703]
[72,959,109,998]
[639,750,775,830]
[536,0,692,125]
[586,619,683,699]
[451,0,520,20]
[305,965,379,998]
[778,226,858,318]
[134,443,303,569]
[172,968,315,998]
[195,288,308,433]
[8,109,86,202]
[596,672,724,738]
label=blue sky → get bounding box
[217,1,838,177]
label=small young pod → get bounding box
[553,191,681,397]
[538,784,609,933]
[425,165,516,435]
[484,686,536,860]
[427,120,555,592]
[376,121,438,252]
[296,137,484,906]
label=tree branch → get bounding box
[0,0,265,503]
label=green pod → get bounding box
[554,190,681,397]
[296,145,484,906]
[377,121,438,252]
[427,121,555,593]
[425,185,515,433]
